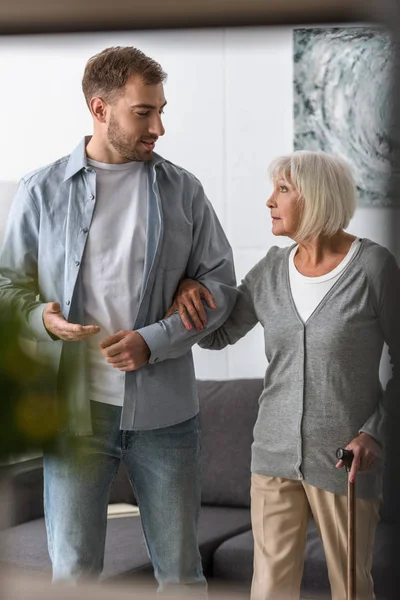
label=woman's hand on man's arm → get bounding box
[164,278,217,332]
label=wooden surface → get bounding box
[347,478,356,600]
[0,0,376,35]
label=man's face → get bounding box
[106,75,166,162]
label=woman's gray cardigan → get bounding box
[199,239,400,498]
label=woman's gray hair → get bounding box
[268,150,357,241]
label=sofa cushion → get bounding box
[0,515,149,579]
[0,517,52,576]
[197,506,251,577]
[197,379,262,508]
[212,528,253,583]
[212,519,392,600]
[0,505,251,581]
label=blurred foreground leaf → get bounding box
[0,308,66,459]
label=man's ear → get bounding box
[89,97,108,124]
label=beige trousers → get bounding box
[250,474,380,600]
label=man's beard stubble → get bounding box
[107,112,151,162]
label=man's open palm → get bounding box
[43,302,100,341]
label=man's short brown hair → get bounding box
[82,46,167,108]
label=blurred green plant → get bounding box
[0,308,66,460]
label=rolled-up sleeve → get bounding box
[0,179,52,341]
[137,182,237,363]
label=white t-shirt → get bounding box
[288,238,362,323]
[81,158,148,406]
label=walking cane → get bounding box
[336,448,355,600]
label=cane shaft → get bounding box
[347,477,356,600]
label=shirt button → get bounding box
[82,227,88,234]
[88,194,94,200]
[66,300,70,306]
[75,260,80,267]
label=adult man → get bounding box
[0,46,237,592]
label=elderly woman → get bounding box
[167,150,400,600]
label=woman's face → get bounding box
[266,177,302,239]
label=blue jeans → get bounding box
[43,401,206,594]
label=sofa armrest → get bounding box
[2,458,44,526]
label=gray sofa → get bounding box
[0,379,397,598]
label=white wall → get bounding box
[0,27,398,381]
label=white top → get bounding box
[288,238,362,323]
[81,158,148,406]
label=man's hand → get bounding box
[336,432,383,483]
[164,278,216,331]
[43,302,100,341]
[99,330,150,372]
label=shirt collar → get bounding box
[63,136,166,182]
[63,136,90,182]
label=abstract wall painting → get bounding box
[293,27,395,207]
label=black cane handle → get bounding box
[336,448,354,473]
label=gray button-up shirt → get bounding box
[0,137,237,434]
